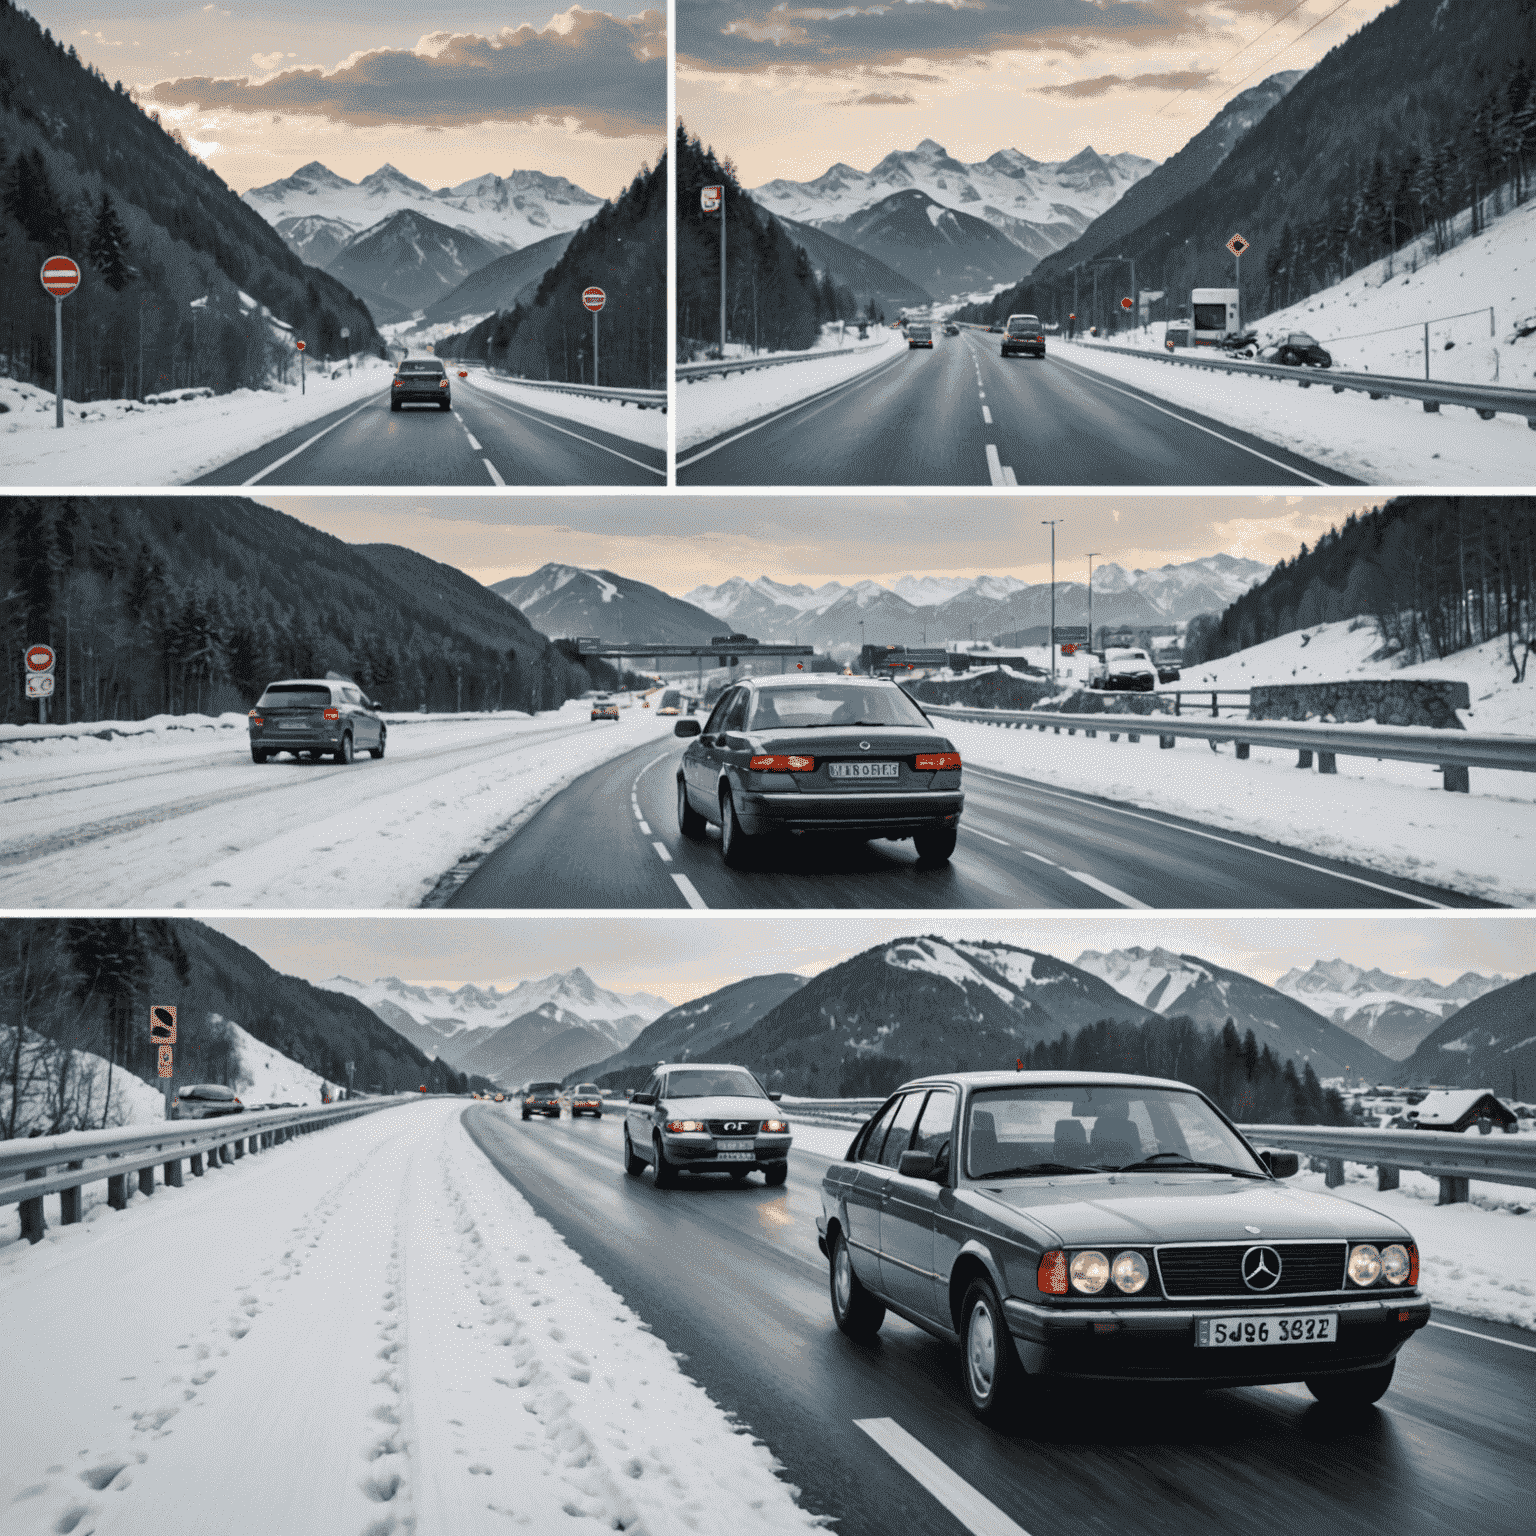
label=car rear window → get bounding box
[526,1082,561,1094]
[258,685,331,707]
[1007,317,1040,333]
[746,684,930,731]
[187,1085,234,1099]
[398,360,445,374]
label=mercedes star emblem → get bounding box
[1241,1245,1283,1291]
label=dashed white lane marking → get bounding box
[671,873,708,909]
[1060,869,1150,908]
[1429,1321,1536,1353]
[651,841,672,862]
[985,444,1008,486]
[483,458,505,485]
[855,1419,1032,1536]
[965,825,1010,846]
[464,377,666,477]
[240,397,376,485]
[464,431,483,451]
[638,820,652,835]
[982,406,993,425]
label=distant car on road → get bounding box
[522,1081,563,1120]
[657,689,682,716]
[673,674,963,868]
[624,1062,791,1186]
[591,695,620,721]
[943,323,960,336]
[392,357,452,410]
[170,1084,244,1119]
[906,323,933,349]
[1262,332,1333,368]
[1154,655,1182,684]
[1091,648,1159,693]
[988,323,1003,333]
[563,1083,604,1118]
[249,678,386,765]
[817,1069,1429,1422]
[1001,314,1046,358]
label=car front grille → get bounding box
[707,1120,761,1135]
[1156,1242,1346,1298]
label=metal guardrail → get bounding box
[923,702,1536,792]
[1244,1122,1536,1203]
[464,367,665,411]
[676,338,894,382]
[1068,338,1536,426]
[1165,689,1252,717]
[1,1098,420,1243]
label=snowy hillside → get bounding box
[225,1019,334,1104]
[0,1029,165,1135]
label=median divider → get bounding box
[677,338,893,382]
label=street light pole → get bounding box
[1085,551,1102,652]
[1042,520,1063,682]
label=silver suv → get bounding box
[624,1063,791,1187]
[249,678,386,765]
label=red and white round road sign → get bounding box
[1120,297,1133,310]
[296,340,306,352]
[582,287,606,312]
[40,256,81,298]
[25,644,56,673]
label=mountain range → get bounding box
[493,564,726,649]
[1400,972,1536,1096]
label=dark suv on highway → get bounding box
[391,357,452,411]
[522,1081,563,1120]
[1002,314,1046,358]
[249,678,386,765]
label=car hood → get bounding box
[967,1176,1411,1245]
[654,1094,779,1121]
[743,727,953,756]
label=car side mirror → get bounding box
[1261,1149,1299,1178]
[631,1092,656,1106]
[674,719,701,737]
[768,1092,782,1102]
[898,1150,937,1179]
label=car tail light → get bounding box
[439,379,449,388]
[750,754,815,772]
[393,380,403,388]
[915,752,961,771]
[1038,1249,1068,1295]
[233,1098,241,1106]
[249,714,263,725]
[324,708,340,721]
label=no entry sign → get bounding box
[26,644,55,672]
[296,339,306,351]
[701,185,722,213]
[1120,297,1133,310]
[582,287,606,312]
[40,255,80,298]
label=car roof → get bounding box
[654,1061,757,1073]
[263,678,339,689]
[894,1069,1202,1094]
[742,674,903,691]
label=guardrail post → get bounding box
[1317,752,1337,774]
[1443,765,1469,792]
[232,1138,244,1160]
[1209,693,1218,718]
[1086,729,1096,738]
[1377,1165,1399,1192]
[1423,400,1440,413]
[1108,732,1119,742]
[1235,742,1250,760]
[61,1160,83,1223]
[1437,1175,1469,1205]
[20,1164,45,1244]
[1297,749,1313,768]
[165,1156,183,1188]
[107,1171,127,1209]
[1324,1158,1345,1188]
[190,1152,204,1176]
[1128,733,1141,743]
[1159,735,1175,749]
[137,1165,155,1196]
[218,1143,232,1165]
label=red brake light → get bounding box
[439,378,448,388]
[392,379,402,388]
[324,708,340,721]
[915,752,961,771]
[1408,1243,1419,1286]
[749,754,815,772]
[249,714,263,725]
[1038,1250,1069,1295]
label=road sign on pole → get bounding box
[25,644,55,673]
[582,288,605,387]
[700,186,727,357]
[296,339,306,394]
[151,1005,177,1045]
[40,256,80,430]
[157,1046,173,1078]
[701,185,722,213]
[1226,235,1249,331]
[25,674,54,698]
[1120,297,1132,310]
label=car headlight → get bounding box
[1347,1243,1383,1286]
[1069,1250,1109,1294]
[1111,1250,1150,1294]
[1380,1243,1413,1285]
[664,1119,707,1133]
[761,1119,788,1134]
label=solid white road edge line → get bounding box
[671,873,708,909]
[464,378,665,477]
[483,459,505,485]
[962,765,1451,907]
[854,1419,1032,1536]
[1429,1321,1536,1353]
[652,841,672,862]
[239,397,376,485]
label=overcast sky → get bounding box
[39,1,664,196]
[205,914,1533,1006]
[260,494,1381,592]
[678,0,1395,186]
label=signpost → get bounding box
[702,185,725,357]
[1226,234,1250,331]
[40,256,80,429]
[581,287,606,387]
[296,338,306,395]
[152,1006,177,1116]
[25,642,55,723]
[340,325,351,373]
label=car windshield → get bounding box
[664,1069,764,1099]
[258,685,331,707]
[1007,317,1039,333]
[746,684,930,731]
[965,1084,1267,1179]
[398,360,444,374]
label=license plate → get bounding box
[717,1151,755,1161]
[280,720,309,729]
[1196,1312,1337,1347]
[715,1139,753,1152]
[828,762,899,780]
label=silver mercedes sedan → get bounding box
[624,1062,792,1187]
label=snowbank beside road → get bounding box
[0,359,393,486]
[943,717,1536,904]
[0,1101,827,1536]
[678,328,907,452]
[462,369,665,451]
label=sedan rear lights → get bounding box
[248,712,263,724]
[439,379,449,389]
[749,754,815,772]
[664,1119,707,1133]
[914,752,961,771]
[392,380,403,389]
[323,708,340,721]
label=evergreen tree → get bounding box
[87,190,133,290]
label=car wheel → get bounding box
[652,1135,679,1188]
[440,400,451,411]
[251,747,268,764]
[961,1277,1025,1424]
[829,1228,885,1340]
[521,1110,531,1121]
[370,731,386,760]
[390,399,401,411]
[763,1162,788,1187]
[1279,348,1299,366]
[623,1128,646,1175]
[719,790,759,869]
[678,779,707,840]
[914,827,958,865]
[1306,1361,1394,1406]
[334,733,354,765]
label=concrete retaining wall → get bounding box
[1249,680,1470,730]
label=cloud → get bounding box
[1037,69,1212,98]
[251,52,287,71]
[148,8,665,136]
[833,90,917,106]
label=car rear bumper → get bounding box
[250,729,342,750]
[395,389,451,404]
[1000,1294,1430,1383]
[735,788,963,836]
[1002,344,1045,355]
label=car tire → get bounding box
[914,827,958,865]
[678,779,707,840]
[1279,348,1299,366]
[390,399,401,411]
[521,1111,531,1121]
[440,400,451,411]
[652,1135,679,1188]
[623,1128,646,1175]
[961,1277,1025,1424]
[763,1162,788,1187]
[829,1228,885,1340]
[251,747,267,764]
[719,791,758,869]
[370,731,386,760]
[334,733,354,765]
[1306,1361,1394,1406]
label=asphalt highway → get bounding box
[192,373,665,486]
[447,735,1486,910]
[677,328,1355,486]
[465,1104,1536,1536]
